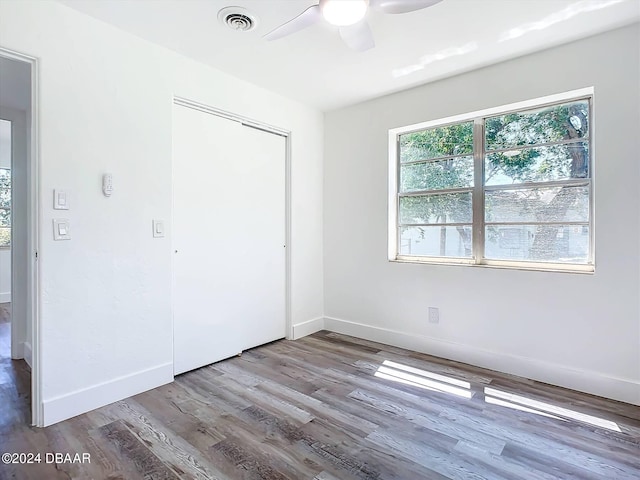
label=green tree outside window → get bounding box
[0,168,11,247]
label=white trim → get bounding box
[292,317,325,340]
[12,340,23,359]
[173,97,289,137]
[30,51,42,428]
[42,363,173,427]
[284,132,292,340]
[392,256,595,274]
[23,341,31,368]
[324,316,640,406]
[388,87,595,136]
[0,47,41,426]
[387,131,398,260]
[0,293,11,303]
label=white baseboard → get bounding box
[0,292,11,303]
[292,317,325,340]
[42,362,174,426]
[324,316,640,406]
[23,341,32,368]
[11,341,24,360]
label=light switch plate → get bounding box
[152,219,165,238]
[53,219,71,240]
[54,189,69,210]
[102,173,113,197]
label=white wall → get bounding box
[0,247,10,304]
[0,0,324,425]
[324,24,640,405]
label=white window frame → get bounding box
[388,87,594,273]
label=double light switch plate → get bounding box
[53,189,71,240]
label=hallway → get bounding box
[0,303,31,433]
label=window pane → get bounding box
[485,142,589,185]
[0,121,10,176]
[0,169,9,190]
[0,227,9,247]
[485,185,589,223]
[485,225,589,263]
[400,156,473,192]
[400,122,473,162]
[485,100,589,151]
[0,169,10,211]
[0,209,9,227]
[0,130,12,238]
[400,192,472,224]
[0,188,10,209]
[400,225,472,257]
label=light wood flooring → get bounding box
[1,325,639,479]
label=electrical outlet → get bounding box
[428,307,439,324]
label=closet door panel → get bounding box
[172,104,285,375]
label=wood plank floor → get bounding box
[0,303,32,440]
[1,326,639,479]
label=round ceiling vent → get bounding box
[218,7,258,32]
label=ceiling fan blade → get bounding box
[370,0,443,14]
[264,5,322,41]
[339,20,375,52]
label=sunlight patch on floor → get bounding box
[375,360,473,399]
[484,386,621,432]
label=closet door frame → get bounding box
[171,96,293,346]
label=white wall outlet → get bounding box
[53,219,71,240]
[152,219,165,238]
[102,173,113,197]
[428,307,439,324]
[53,189,69,210]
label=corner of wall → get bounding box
[22,341,31,368]
[292,317,325,340]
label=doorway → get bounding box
[0,50,40,426]
[172,98,290,375]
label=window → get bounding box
[0,169,10,247]
[389,89,593,272]
[0,119,10,248]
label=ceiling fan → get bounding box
[264,0,444,52]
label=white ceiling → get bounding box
[58,0,640,111]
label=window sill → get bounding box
[391,256,595,274]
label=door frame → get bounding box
[171,96,293,345]
[0,47,42,427]
[1,107,25,357]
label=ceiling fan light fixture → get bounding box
[320,0,368,27]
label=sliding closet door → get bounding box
[172,104,286,375]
